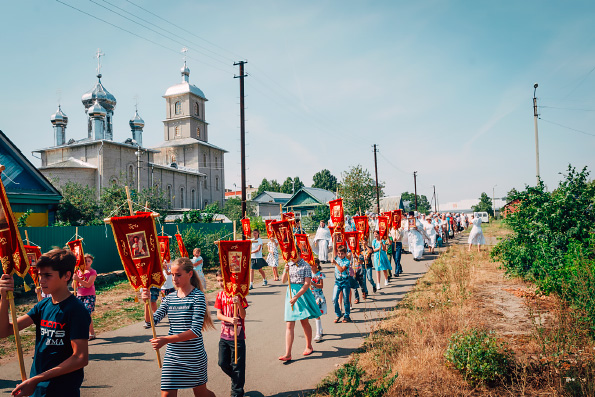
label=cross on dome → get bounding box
[95,48,105,76]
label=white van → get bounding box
[474,212,489,223]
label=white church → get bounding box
[35,56,226,210]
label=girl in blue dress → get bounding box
[372,230,391,289]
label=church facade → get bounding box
[35,61,226,210]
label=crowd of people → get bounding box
[0,210,487,397]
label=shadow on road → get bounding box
[91,334,150,346]
[0,379,17,390]
[89,351,149,362]
[246,390,315,397]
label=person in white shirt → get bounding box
[250,230,268,289]
[313,221,332,263]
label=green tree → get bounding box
[55,181,100,225]
[471,192,493,216]
[312,169,338,192]
[221,197,256,222]
[99,181,129,218]
[293,176,304,192]
[505,188,520,203]
[339,165,383,215]
[255,178,271,197]
[270,179,281,192]
[401,192,431,214]
[137,186,169,214]
[280,177,293,194]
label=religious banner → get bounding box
[353,215,369,241]
[109,213,165,290]
[329,198,344,226]
[24,245,42,287]
[329,224,346,248]
[175,233,189,258]
[0,173,28,278]
[294,234,314,265]
[67,239,85,272]
[218,240,251,298]
[344,231,361,256]
[281,212,296,229]
[270,219,298,262]
[408,217,416,228]
[381,211,393,229]
[391,210,403,229]
[241,218,251,238]
[264,219,275,240]
[157,236,171,262]
[377,215,389,239]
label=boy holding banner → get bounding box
[0,249,91,397]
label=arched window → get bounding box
[204,177,207,189]
[191,189,196,209]
[215,156,218,169]
[215,176,219,191]
[203,153,207,167]
[175,126,181,138]
[175,101,181,115]
[194,102,199,116]
[204,200,208,209]
[196,126,200,138]
[180,187,185,208]
[128,164,134,187]
[167,185,172,208]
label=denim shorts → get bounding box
[150,287,160,302]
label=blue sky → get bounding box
[1,1,594,204]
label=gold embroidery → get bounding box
[13,253,20,270]
[121,240,129,256]
[149,236,156,252]
[130,275,137,284]
[140,274,148,285]
[152,272,161,282]
[0,237,7,245]
[128,224,139,230]
[1,256,9,273]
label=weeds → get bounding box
[317,359,397,397]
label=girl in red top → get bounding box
[73,253,97,340]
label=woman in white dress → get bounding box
[406,212,425,261]
[423,216,438,254]
[467,215,486,252]
[313,221,332,263]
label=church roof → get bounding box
[149,162,206,177]
[252,191,292,203]
[283,187,335,209]
[39,157,97,170]
[151,137,227,153]
[164,82,206,100]
[34,139,159,153]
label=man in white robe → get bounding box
[406,211,425,261]
[314,221,332,262]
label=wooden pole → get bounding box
[7,292,26,381]
[233,220,236,240]
[24,230,29,245]
[124,186,162,368]
[233,302,238,364]
[73,227,79,296]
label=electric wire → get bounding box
[539,118,595,138]
[539,105,595,112]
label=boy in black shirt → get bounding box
[0,248,91,397]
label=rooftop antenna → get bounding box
[95,48,104,76]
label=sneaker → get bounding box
[249,283,254,290]
[372,285,377,293]
[343,316,353,323]
[313,334,322,343]
[262,279,268,286]
[143,322,151,329]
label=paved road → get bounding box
[0,246,446,396]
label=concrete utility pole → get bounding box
[433,185,437,212]
[234,61,248,238]
[413,171,418,212]
[533,83,540,184]
[492,184,497,220]
[373,144,380,214]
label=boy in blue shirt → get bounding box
[0,248,91,397]
[332,240,352,323]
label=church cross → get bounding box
[95,48,105,75]
[181,47,188,62]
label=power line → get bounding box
[539,118,595,138]
[539,105,595,112]
[562,65,595,100]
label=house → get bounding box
[379,195,405,212]
[283,187,335,217]
[251,191,292,218]
[0,130,62,226]
[225,185,257,201]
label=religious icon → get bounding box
[27,252,37,266]
[332,206,341,218]
[279,225,290,245]
[229,251,242,273]
[408,218,416,228]
[299,240,308,253]
[159,241,167,255]
[335,232,344,244]
[357,221,365,231]
[127,231,150,259]
[73,245,81,261]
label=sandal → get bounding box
[343,317,353,323]
[278,355,292,361]
[354,299,360,304]
[303,348,313,356]
[88,335,96,341]
[334,317,342,323]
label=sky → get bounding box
[1,1,594,206]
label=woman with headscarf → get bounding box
[468,215,487,252]
[313,221,332,263]
[407,211,425,261]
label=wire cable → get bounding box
[539,118,595,138]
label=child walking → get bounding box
[332,241,352,323]
[192,248,207,291]
[353,254,368,303]
[310,258,327,342]
[266,237,279,281]
[143,257,216,397]
[215,270,248,397]
[73,253,98,340]
[0,249,91,396]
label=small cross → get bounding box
[181,47,188,62]
[133,94,139,111]
[95,48,105,75]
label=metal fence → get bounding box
[19,222,232,275]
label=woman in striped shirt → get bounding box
[143,257,215,396]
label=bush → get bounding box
[318,359,398,397]
[445,328,513,385]
[171,227,228,270]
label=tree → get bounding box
[293,176,304,192]
[280,177,293,194]
[339,165,383,215]
[221,197,256,222]
[270,179,281,192]
[255,178,271,197]
[99,181,129,218]
[312,169,338,192]
[56,181,100,225]
[401,192,431,214]
[137,186,169,214]
[472,192,494,216]
[505,188,520,203]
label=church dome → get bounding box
[129,110,145,129]
[88,100,107,118]
[50,105,68,125]
[82,74,117,112]
[164,62,206,100]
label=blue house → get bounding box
[283,187,335,217]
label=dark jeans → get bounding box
[392,242,403,274]
[218,338,246,397]
[333,279,351,318]
[365,267,376,289]
[353,271,368,299]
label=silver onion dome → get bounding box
[82,74,117,112]
[181,61,190,79]
[50,105,68,125]
[88,100,107,117]
[129,110,145,129]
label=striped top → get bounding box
[153,288,208,389]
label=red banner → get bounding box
[271,220,298,262]
[265,219,275,240]
[0,171,29,278]
[329,198,344,225]
[377,216,389,239]
[353,215,369,241]
[294,234,314,265]
[241,218,251,238]
[330,224,346,248]
[24,245,42,287]
[391,210,403,229]
[281,212,296,229]
[175,234,189,258]
[67,239,85,271]
[344,231,361,256]
[109,213,165,290]
[218,240,251,298]
[381,211,393,229]
[157,236,171,262]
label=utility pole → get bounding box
[413,171,418,212]
[492,184,497,220]
[433,185,437,212]
[533,83,540,184]
[234,60,248,238]
[373,144,380,213]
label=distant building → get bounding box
[379,196,405,212]
[283,187,335,217]
[251,191,292,218]
[0,130,62,226]
[225,185,257,201]
[35,57,226,210]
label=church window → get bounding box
[203,153,207,167]
[204,177,207,189]
[194,102,199,116]
[196,126,200,138]
[175,126,181,138]
[128,165,134,187]
[180,187,185,208]
[175,101,181,115]
[167,185,172,208]
[215,176,220,191]
[191,189,196,209]
[215,156,218,169]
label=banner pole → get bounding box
[24,230,29,245]
[7,291,27,381]
[233,302,238,364]
[233,221,236,240]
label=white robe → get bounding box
[407,218,425,259]
[314,226,332,261]
[468,217,486,245]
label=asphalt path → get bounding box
[0,244,447,396]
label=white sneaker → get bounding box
[384,280,389,286]
[313,334,322,342]
[262,279,268,286]
[377,284,381,290]
[249,283,254,290]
